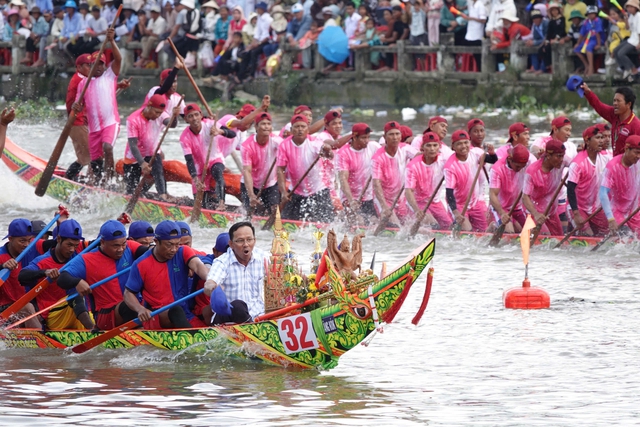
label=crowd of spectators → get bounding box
[0,0,637,80]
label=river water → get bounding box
[1,110,639,426]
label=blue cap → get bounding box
[214,232,230,252]
[176,221,192,237]
[57,219,84,240]
[154,220,181,241]
[128,221,154,239]
[64,0,77,9]
[566,75,584,98]
[3,218,32,240]
[210,286,232,316]
[30,220,51,237]
[99,220,127,241]
[256,2,268,10]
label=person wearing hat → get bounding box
[524,9,549,74]
[20,6,46,65]
[315,110,353,202]
[2,9,21,42]
[599,135,640,233]
[488,144,530,233]
[573,5,604,76]
[496,122,535,163]
[563,0,587,33]
[566,125,610,236]
[419,116,453,157]
[522,139,567,236]
[19,219,96,330]
[123,220,210,329]
[164,0,200,59]
[244,2,273,80]
[530,116,576,163]
[565,9,584,53]
[240,112,283,215]
[276,114,336,222]
[490,11,531,50]
[179,103,236,211]
[58,220,149,331]
[59,0,85,54]
[371,121,419,227]
[611,0,640,82]
[467,118,485,149]
[204,222,266,324]
[443,130,490,232]
[143,58,185,118]
[485,0,516,37]
[63,53,92,182]
[286,2,312,45]
[335,123,380,221]
[133,4,166,68]
[30,220,52,240]
[0,106,15,157]
[128,221,155,245]
[175,221,199,250]
[72,27,122,186]
[406,132,454,230]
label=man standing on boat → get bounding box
[58,220,145,330]
[65,54,92,182]
[372,121,418,228]
[123,220,210,329]
[124,94,179,202]
[599,135,640,234]
[522,140,566,236]
[567,125,610,236]
[204,222,266,324]
[73,28,122,186]
[240,112,283,215]
[580,83,640,156]
[489,144,530,233]
[276,114,336,222]
[405,132,453,230]
[336,123,381,222]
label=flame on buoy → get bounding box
[503,278,550,309]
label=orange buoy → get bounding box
[503,278,550,309]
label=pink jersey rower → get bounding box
[600,149,640,233]
[125,107,170,162]
[489,145,530,230]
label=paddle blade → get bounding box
[489,223,507,247]
[71,319,139,353]
[0,278,50,319]
[520,215,536,265]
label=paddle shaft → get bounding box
[0,239,101,320]
[553,207,603,249]
[35,6,123,197]
[71,288,205,354]
[168,39,215,118]
[125,95,184,214]
[453,155,486,237]
[488,191,524,247]
[409,176,445,236]
[374,185,405,236]
[591,205,640,252]
[248,157,278,219]
[530,173,568,247]
[5,266,131,330]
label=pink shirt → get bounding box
[316,130,337,194]
[371,144,418,204]
[76,67,119,133]
[443,150,485,210]
[179,118,217,177]
[489,157,526,212]
[276,136,326,196]
[125,108,170,161]
[496,143,538,165]
[523,158,563,214]
[406,154,449,206]
[241,133,282,188]
[601,154,640,215]
[567,151,608,214]
[336,141,381,202]
[411,138,454,158]
[530,136,577,165]
[144,88,186,115]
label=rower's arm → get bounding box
[277,165,288,196]
[123,289,149,318]
[583,90,616,124]
[58,271,81,290]
[599,186,614,220]
[188,257,210,281]
[405,188,421,214]
[373,179,388,209]
[338,170,354,203]
[243,165,255,192]
[106,28,122,75]
[489,188,505,217]
[522,193,540,215]
[566,181,579,211]
[445,188,458,212]
[184,155,198,179]
[309,118,325,135]
[127,137,145,165]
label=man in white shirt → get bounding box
[460,0,486,70]
[245,2,272,79]
[615,0,640,81]
[86,6,108,42]
[136,5,167,68]
[343,2,361,39]
[485,0,516,37]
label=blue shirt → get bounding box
[61,11,86,39]
[286,14,312,41]
[35,0,54,13]
[32,16,50,37]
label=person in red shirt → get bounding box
[491,13,531,50]
[580,83,640,156]
[65,54,92,182]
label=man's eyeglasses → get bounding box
[233,237,255,245]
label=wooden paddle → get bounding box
[190,138,215,223]
[552,207,603,249]
[125,95,184,215]
[408,177,445,236]
[115,77,133,97]
[35,6,123,197]
[373,185,405,236]
[345,176,372,224]
[262,154,322,231]
[529,173,568,248]
[4,267,131,330]
[0,238,101,320]
[488,191,524,247]
[71,288,205,354]
[453,154,486,238]
[0,205,66,288]
[591,205,640,252]
[247,157,278,219]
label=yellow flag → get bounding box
[520,215,537,265]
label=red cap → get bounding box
[595,123,610,132]
[384,121,401,134]
[352,122,371,136]
[551,116,571,133]
[508,122,528,142]
[184,103,202,115]
[625,135,640,149]
[255,112,271,124]
[236,104,256,119]
[75,53,91,67]
[545,139,566,155]
[451,129,470,143]
[467,118,484,131]
[291,114,309,124]
[400,125,413,141]
[510,144,530,163]
[293,105,311,115]
[91,51,106,63]
[160,68,172,81]
[324,110,341,124]
[148,94,167,109]
[582,125,599,140]
[422,132,440,145]
[428,116,447,130]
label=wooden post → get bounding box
[11,35,25,75]
[481,39,495,78]
[509,41,528,73]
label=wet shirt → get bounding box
[567,151,607,214]
[277,136,326,197]
[601,154,640,215]
[489,156,526,212]
[22,250,69,319]
[444,150,486,209]
[76,67,119,133]
[336,141,381,202]
[240,133,282,188]
[125,107,170,161]
[523,157,563,214]
[0,244,28,306]
[406,154,449,207]
[371,145,418,204]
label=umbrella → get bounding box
[317,26,349,65]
